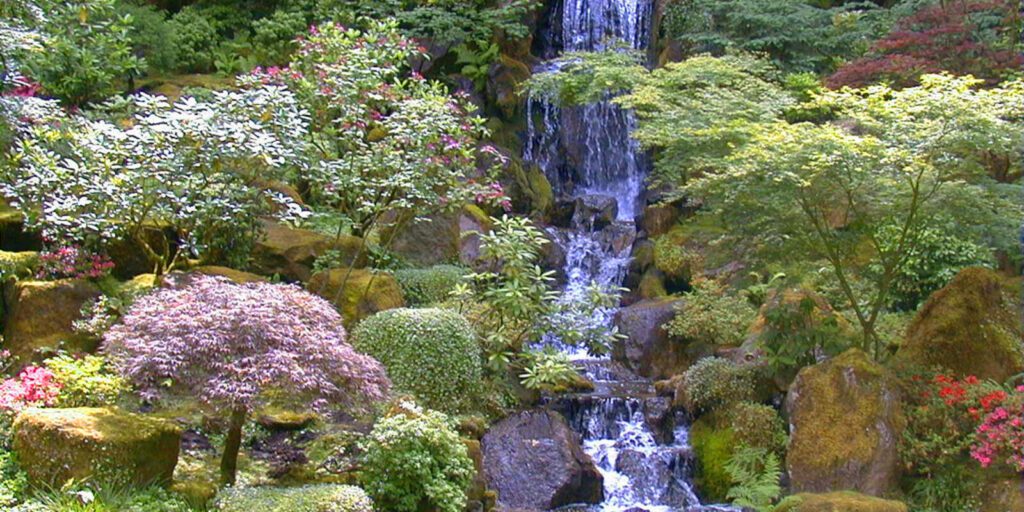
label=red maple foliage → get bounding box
[828,0,1022,89]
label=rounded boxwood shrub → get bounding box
[359,401,474,512]
[215,484,372,512]
[352,308,481,413]
[394,265,466,306]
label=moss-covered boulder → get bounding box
[896,267,1023,382]
[509,160,555,219]
[3,279,101,366]
[458,205,493,267]
[640,203,681,238]
[307,269,404,327]
[785,349,905,496]
[13,407,180,488]
[0,250,39,280]
[774,492,908,512]
[252,220,366,282]
[487,54,531,119]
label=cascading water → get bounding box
[524,1,736,510]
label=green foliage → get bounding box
[43,354,128,408]
[0,449,27,509]
[724,446,782,512]
[725,401,787,456]
[359,401,473,512]
[24,0,142,105]
[166,6,218,73]
[665,280,755,346]
[868,223,993,311]
[394,265,466,306]
[692,74,1024,355]
[758,294,847,378]
[518,348,580,392]
[251,8,306,66]
[320,0,539,47]
[14,484,196,512]
[652,232,700,281]
[215,484,373,512]
[906,465,981,512]
[352,308,481,413]
[680,357,756,414]
[118,1,177,73]
[454,40,499,92]
[662,0,889,73]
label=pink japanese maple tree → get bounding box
[103,274,391,485]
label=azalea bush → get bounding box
[971,385,1024,472]
[20,0,141,106]
[901,373,1010,510]
[665,280,756,346]
[35,245,114,280]
[43,354,127,408]
[0,366,60,417]
[2,86,309,276]
[248,21,500,244]
[680,357,757,414]
[359,401,474,512]
[103,275,390,485]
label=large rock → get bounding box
[482,409,602,510]
[251,220,365,282]
[307,268,405,327]
[13,407,180,488]
[386,211,461,267]
[459,205,493,268]
[980,478,1024,512]
[3,279,101,366]
[785,349,905,496]
[896,267,1023,382]
[612,298,694,380]
[775,492,909,512]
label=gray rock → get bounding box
[482,409,603,511]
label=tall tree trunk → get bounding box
[219,407,247,486]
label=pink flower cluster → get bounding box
[0,366,62,414]
[971,385,1024,471]
[37,245,115,280]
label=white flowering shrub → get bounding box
[1,86,310,275]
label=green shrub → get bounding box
[653,233,701,281]
[0,252,38,282]
[724,401,787,456]
[681,357,756,414]
[359,401,473,512]
[352,308,481,413]
[251,9,307,65]
[119,1,178,73]
[394,265,466,306]
[24,0,142,105]
[665,280,755,346]
[167,6,219,72]
[215,484,372,512]
[44,354,128,408]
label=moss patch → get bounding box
[896,267,1023,382]
[690,412,737,502]
[775,491,909,512]
[13,407,180,488]
[307,269,405,328]
[785,349,904,496]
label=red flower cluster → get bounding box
[0,366,61,414]
[971,386,1024,471]
[37,245,115,280]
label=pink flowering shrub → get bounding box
[103,274,390,484]
[971,385,1024,471]
[0,366,62,416]
[36,245,114,280]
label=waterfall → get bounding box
[524,1,738,510]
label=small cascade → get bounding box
[523,1,739,510]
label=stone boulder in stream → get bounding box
[481,409,603,511]
[612,298,695,380]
